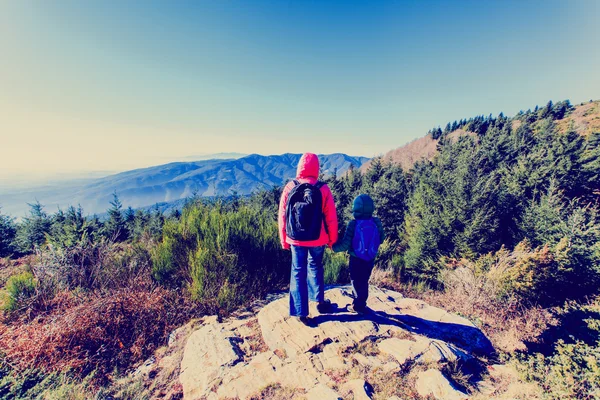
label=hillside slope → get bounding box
[363,100,600,172]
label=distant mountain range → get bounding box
[1,153,368,217]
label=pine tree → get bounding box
[372,164,408,241]
[444,122,452,133]
[542,100,554,119]
[146,207,165,240]
[345,164,363,195]
[364,157,385,189]
[104,193,128,242]
[16,201,52,253]
[0,208,17,257]
[124,206,136,238]
[170,208,182,220]
[578,132,600,199]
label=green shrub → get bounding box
[510,296,600,398]
[514,340,600,399]
[0,362,95,400]
[1,271,36,312]
[152,202,290,312]
[323,250,349,285]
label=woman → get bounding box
[278,153,338,324]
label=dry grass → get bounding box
[369,267,392,288]
[447,128,477,143]
[361,134,439,172]
[325,360,423,400]
[370,368,423,400]
[237,318,269,360]
[431,291,553,354]
[470,364,543,400]
[248,383,306,400]
[374,266,555,353]
[361,129,477,173]
[0,281,189,380]
[108,320,198,400]
[556,100,600,136]
[346,337,380,357]
[512,119,523,131]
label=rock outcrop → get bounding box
[178,286,498,399]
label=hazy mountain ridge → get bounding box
[1,153,368,216]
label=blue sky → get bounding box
[1,0,599,181]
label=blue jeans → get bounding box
[289,245,325,317]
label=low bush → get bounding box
[515,340,600,399]
[1,271,36,313]
[323,250,349,284]
[0,365,95,400]
[152,202,290,313]
[510,296,600,399]
[37,239,152,293]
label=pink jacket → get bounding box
[278,153,338,249]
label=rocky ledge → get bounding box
[177,286,512,399]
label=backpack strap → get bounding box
[315,181,328,234]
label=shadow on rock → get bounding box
[311,310,495,357]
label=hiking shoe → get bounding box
[297,316,314,327]
[348,304,367,314]
[317,299,335,314]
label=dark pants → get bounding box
[289,245,325,317]
[349,255,374,309]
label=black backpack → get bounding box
[285,180,325,241]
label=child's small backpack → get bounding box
[352,218,381,261]
[285,180,325,241]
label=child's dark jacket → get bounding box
[332,194,385,257]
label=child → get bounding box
[333,194,385,313]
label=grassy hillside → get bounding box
[556,100,600,136]
[363,99,600,173]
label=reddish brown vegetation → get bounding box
[361,134,439,172]
[556,100,600,136]
[0,280,191,380]
[361,129,476,173]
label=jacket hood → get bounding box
[296,153,320,179]
[352,194,375,219]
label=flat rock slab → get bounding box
[179,286,495,399]
[258,286,493,357]
[342,379,374,400]
[306,383,342,400]
[416,369,468,400]
[180,323,242,399]
[378,336,468,365]
[257,288,379,357]
[217,351,325,399]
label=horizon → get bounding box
[1,1,599,182]
[0,151,371,188]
